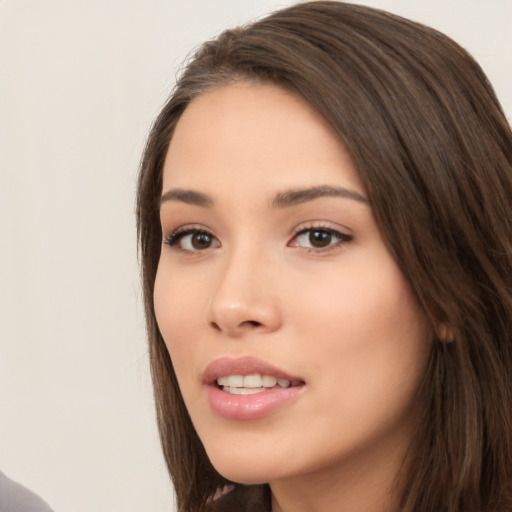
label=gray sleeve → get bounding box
[0,472,53,512]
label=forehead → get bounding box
[162,82,364,195]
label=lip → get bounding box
[203,356,304,384]
[203,356,305,421]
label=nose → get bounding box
[207,248,282,338]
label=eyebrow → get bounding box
[271,185,368,208]
[160,188,213,207]
[159,184,368,209]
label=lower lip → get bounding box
[206,385,304,420]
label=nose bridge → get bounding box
[208,239,280,336]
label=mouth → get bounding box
[203,356,306,419]
[216,374,304,395]
[204,356,305,390]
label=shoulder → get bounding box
[0,471,53,512]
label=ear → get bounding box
[437,323,455,343]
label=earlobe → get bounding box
[437,323,455,343]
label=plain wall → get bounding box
[0,1,510,511]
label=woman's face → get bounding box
[154,82,432,486]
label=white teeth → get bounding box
[216,374,291,390]
[224,387,266,395]
[277,378,291,388]
[217,375,243,387]
[216,376,230,386]
[243,374,262,388]
[262,375,277,387]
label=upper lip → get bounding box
[203,356,305,385]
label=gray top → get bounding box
[0,472,53,512]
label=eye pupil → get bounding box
[192,233,212,249]
[309,230,331,248]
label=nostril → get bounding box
[243,320,262,328]
[210,321,222,331]
[208,315,267,333]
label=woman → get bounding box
[137,2,512,511]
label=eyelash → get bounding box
[163,224,352,253]
[164,225,219,252]
[290,225,353,253]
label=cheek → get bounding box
[290,258,430,393]
[153,264,207,371]
[287,268,430,464]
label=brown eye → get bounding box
[190,232,214,250]
[309,230,332,248]
[291,227,352,251]
[166,229,220,252]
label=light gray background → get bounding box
[0,1,510,511]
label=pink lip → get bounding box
[203,356,305,421]
[203,356,303,384]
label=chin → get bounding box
[206,448,282,485]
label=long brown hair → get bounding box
[137,2,512,511]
